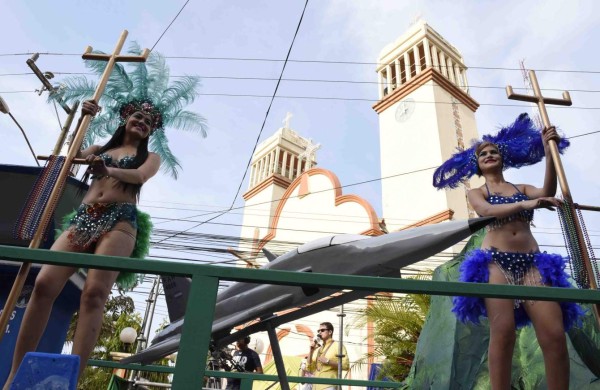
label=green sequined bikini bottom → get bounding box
[59,203,153,290]
[67,203,138,250]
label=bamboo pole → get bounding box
[574,204,600,213]
[507,70,600,325]
[37,156,89,165]
[0,30,150,343]
[52,100,79,155]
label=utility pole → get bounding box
[337,305,346,390]
[0,96,39,166]
[128,276,162,388]
[26,53,80,157]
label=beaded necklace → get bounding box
[557,199,599,289]
[14,156,66,240]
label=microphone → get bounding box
[313,336,321,347]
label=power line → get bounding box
[140,203,600,236]
[51,100,63,132]
[152,165,437,226]
[141,199,600,233]
[144,228,469,258]
[2,52,600,74]
[230,0,309,209]
[149,161,599,229]
[149,0,191,52]
[143,203,417,225]
[193,94,600,110]
[5,89,600,110]
[4,71,600,95]
[135,221,594,267]
[151,217,373,236]
[150,0,311,245]
[569,130,600,139]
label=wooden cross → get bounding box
[227,228,262,268]
[507,70,600,324]
[0,30,150,341]
[282,112,293,129]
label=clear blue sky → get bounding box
[1,0,599,331]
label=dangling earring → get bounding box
[119,116,127,127]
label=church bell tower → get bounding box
[374,20,480,232]
[237,113,320,267]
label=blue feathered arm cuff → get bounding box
[432,113,570,189]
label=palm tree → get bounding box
[352,273,431,382]
[51,42,208,178]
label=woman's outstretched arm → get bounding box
[468,188,561,219]
[524,126,560,199]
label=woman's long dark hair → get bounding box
[82,124,150,199]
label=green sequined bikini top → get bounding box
[99,153,136,169]
[90,153,136,180]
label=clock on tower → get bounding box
[395,98,415,123]
[373,20,481,234]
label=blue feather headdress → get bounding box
[432,113,570,189]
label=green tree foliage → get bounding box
[66,294,171,389]
[353,273,431,382]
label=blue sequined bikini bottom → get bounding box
[67,203,138,250]
[489,249,537,286]
[452,248,585,330]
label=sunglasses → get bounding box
[317,329,329,333]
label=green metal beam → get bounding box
[192,371,403,388]
[1,245,599,302]
[89,361,404,388]
[171,274,218,389]
[89,360,174,373]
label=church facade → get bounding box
[236,20,481,385]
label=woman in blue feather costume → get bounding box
[433,114,584,390]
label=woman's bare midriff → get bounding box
[481,220,539,253]
[82,177,137,204]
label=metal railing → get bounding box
[1,244,599,389]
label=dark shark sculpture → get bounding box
[123,217,493,364]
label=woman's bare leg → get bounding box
[71,221,136,378]
[2,231,78,390]
[523,269,569,390]
[485,264,516,390]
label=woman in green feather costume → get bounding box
[4,44,207,388]
[4,100,161,387]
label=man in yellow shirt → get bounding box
[306,322,349,390]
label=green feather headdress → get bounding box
[51,42,207,178]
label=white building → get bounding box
[237,117,383,385]
[374,20,483,271]
[237,20,481,386]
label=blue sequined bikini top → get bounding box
[98,153,136,169]
[485,183,534,230]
